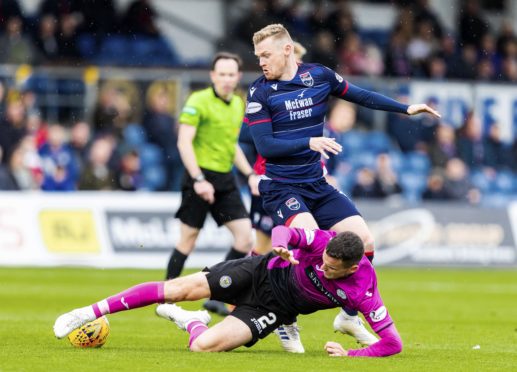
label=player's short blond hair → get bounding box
[253,24,292,45]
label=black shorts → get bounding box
[176,169,249,229]
[250,195,273,236]
[203,255,296,347]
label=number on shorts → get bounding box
[257,312,277,329]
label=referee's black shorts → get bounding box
[175,169,249,229]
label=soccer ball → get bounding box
[67,316,110,348]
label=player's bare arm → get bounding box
[177,123,215,204]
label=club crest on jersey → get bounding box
[285,197,300,210]
[219,275,232,288]
[336,289,347,300]
[299,71,314,87]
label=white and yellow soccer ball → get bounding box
[67,316,110,348]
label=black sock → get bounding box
[224,247,247,261]
[166,249,188,279]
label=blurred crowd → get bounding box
[0,0,171,66]
[0,0,516,205]
[231,0,517,82]
[0,79,183,192]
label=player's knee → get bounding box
[189,336,219,352]
[362,234,375,253]
[163,277,189,302]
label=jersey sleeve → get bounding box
[355,278,394,334]
[320,65,409,114]
[243,85,271,127]
[271,226,335,254]
[178,92,204,127]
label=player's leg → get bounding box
[254,230,272,255]
[330,215,375,261]
[189,315,253,352]
[167,179,209,279]
[53,272,211,339]
[311,184,378,346]
[166,223,201,279]
[204,186,252,315]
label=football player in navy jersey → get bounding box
[244,24,440,351]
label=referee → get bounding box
[167,52,257,315]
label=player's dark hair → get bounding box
[211,52,242,71]
[325,232,364,268]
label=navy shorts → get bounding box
[250,195,273,236]
[258,178,360,229]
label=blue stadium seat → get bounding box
[77,33,97,58]
[139,143,163,167]
[387,151,403,173]
[404,152,431,174]
[348,151,376,171]
[124,124,147,146]
[96,36,130,65]
[470,170,493,193]
[399,171,427,203]
[339,130,367,157]
[365,131,392,154]
[494,171,515,194]
[480,192,513,208]
[143,166,166,190]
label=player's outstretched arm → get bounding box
[325,323,402,358]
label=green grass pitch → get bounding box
[1,267,516,371]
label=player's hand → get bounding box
[324,341,348,357]
[309,137,342,159]
[193,180,215,204]
[248,174,260,196]
[272,247,299,265]
[407,104,441,118]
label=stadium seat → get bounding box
[124,124,148,146]
[340,130,367,157]
[96,36,130,65]
[494,171,515,194]
[470,170,494,193]
[480,192,513,208]
[143,166,167,191]
[399,171,427,203]
[365,131,393,153]
[348,151,376,171]
[139,143,164,167]
[77,34,97,58]
[404,152,431,174]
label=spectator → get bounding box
[69,121,91,172]
[74,0,117,36]
[498,57,517,82]
[0,147,18,190]
[57,13,81,60]
[310,30,338,69]
[79,137,115,190]
[326,0,357,47]
[413,0,443,39]
[456,112,485,169]
[351,167,386,199]
[497,20,516,57]
[483,123,512,170]
[120,0,160,37]
[427,54,447,79]
[8,135,42,190]
[422,170,449,200]
[33,14,60,62]
[143,85,182,191]
[0,0,22,32]
[428,124,457,167]
[375,153,402,197]
[407,20,439,76]
[0,17,36,65]
[458,0,489,48]
[384,27,411,77]
[115,147,142,191]
[39,124,78,191]
[92,85,133,137]
[0,98,27,164]
[476,58,496,81]
[443,157,480,203]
